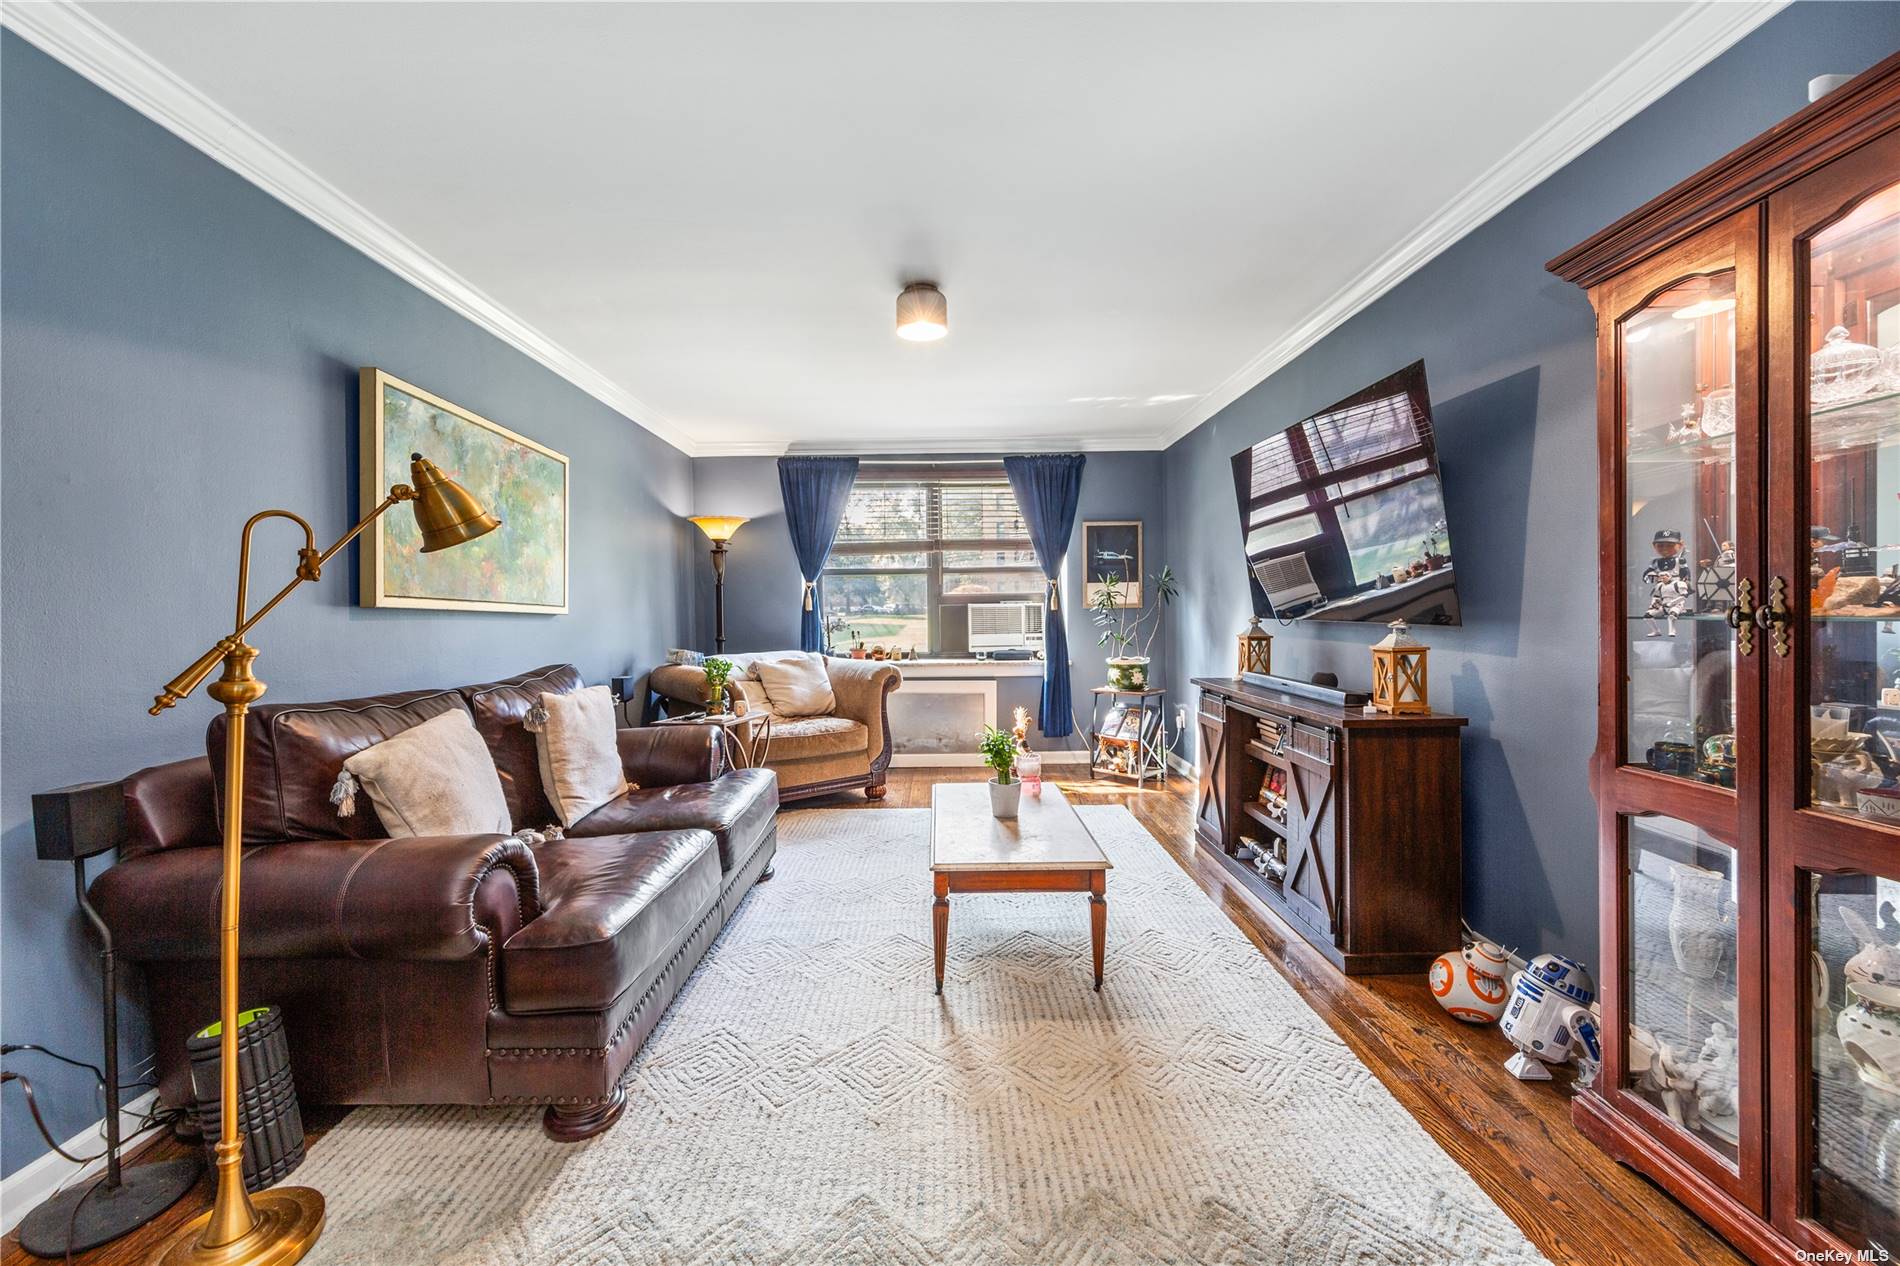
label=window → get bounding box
[821,467,1041,656]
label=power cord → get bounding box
[3,1049,195,1265]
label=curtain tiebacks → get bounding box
[1048,577,1060,612]
[803,579,816,611]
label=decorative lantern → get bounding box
[1370,619,1429,715]
[1238,616,1273,676]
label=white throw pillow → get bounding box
[337,709,512,838]
[750,652,836,718]
[530,685,632,827]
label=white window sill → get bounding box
[875,658,1051,679]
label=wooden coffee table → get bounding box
[929,783,1112,993]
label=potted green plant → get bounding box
[703,656,734,715]
[978,724,1021,818]
[1090,565,1178,691]
[823,612,849,656]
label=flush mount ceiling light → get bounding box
[895,282,947,342]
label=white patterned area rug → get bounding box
[298,807,1549,1266]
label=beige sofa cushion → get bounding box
[749,652,836,718]
[532,685,633,827]
[340,709,511,837]
[770,716,868,762]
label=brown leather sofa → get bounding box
[89,664,777,1141]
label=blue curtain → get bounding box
[777,456,861,651]
[1004,454,1086,738]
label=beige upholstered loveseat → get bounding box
[648,654,900,802]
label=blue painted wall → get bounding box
[0,34,697,1178]
[1160,3,1900,965]
[690,452,1172,750]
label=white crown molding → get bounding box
[1150,0,1788,452]
[1,0,700,457]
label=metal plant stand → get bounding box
[1087,686,1168,788]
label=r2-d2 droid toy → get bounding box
[1500,954,1602,1084]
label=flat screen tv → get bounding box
[1230,360,1460,625]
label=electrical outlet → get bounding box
[1174,705,1188,731]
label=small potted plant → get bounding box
[703,656,734,715]
[979,724,1021,818]
[1090,565,1178,691]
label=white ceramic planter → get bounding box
[988,778,1021,818]
[1106,656,1150,691]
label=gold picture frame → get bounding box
[1083,520,1143,608]
[359,368,570,613]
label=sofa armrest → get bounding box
[824,658,902,771]
[617,724,724,787]
[90,834,540,963]
[647,664,763,718]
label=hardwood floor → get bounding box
[3,765,1737,1266]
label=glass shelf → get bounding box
[1810,389,1900,452]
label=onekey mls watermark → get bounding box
[1795,1249,1892,1264]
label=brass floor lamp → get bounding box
[148,454,499,1266]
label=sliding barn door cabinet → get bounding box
[1549,53,1900,1265]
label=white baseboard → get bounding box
[890,751,1090,768]
[0,1089,166,1235]
[1167,752,1197,779]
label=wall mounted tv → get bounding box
[1230,360,1459,626]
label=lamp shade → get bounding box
[409,453,502,553]
[895,283,947,342]
[689,515,749,543]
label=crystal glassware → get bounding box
[1812,325,1884,405]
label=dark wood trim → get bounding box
[1549,53,1900,288]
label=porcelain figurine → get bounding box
[1838,907,1900,1095]
[1642,530,1692,637]
[1668,863,1733,982]
[1500,954,1601,1083]
[1428,940,1511,1025]
[1691,1022,1742,1145]
[1628,1025,1699,1130]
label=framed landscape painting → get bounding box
[1083,520,1142,608]
[358,368,569,613]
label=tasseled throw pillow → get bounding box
[750,652,836,718]
[330,708,511,838]
[526,684,632,827]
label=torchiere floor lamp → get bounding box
[147,453,499,1266]
[688,516,748,654]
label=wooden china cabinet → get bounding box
[1548,54,1900,1265]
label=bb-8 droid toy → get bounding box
[1427,940,1511,1024]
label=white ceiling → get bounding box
[30,2,1779,455]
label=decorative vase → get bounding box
[1017,750,1042,797]
[1106,656,1149,690]
[1668,864,1732,981]
[988,777,1021,818]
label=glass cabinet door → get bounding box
[1806,867,1900,1253]
[1621,271,1743,784]
[1598,207,1764,1207]
[1623,815,1744,1166]
[1799,179,1900,819]
[1767,128,1900,1256]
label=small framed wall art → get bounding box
[1083,520,1143,608]
[359,368,570,613]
